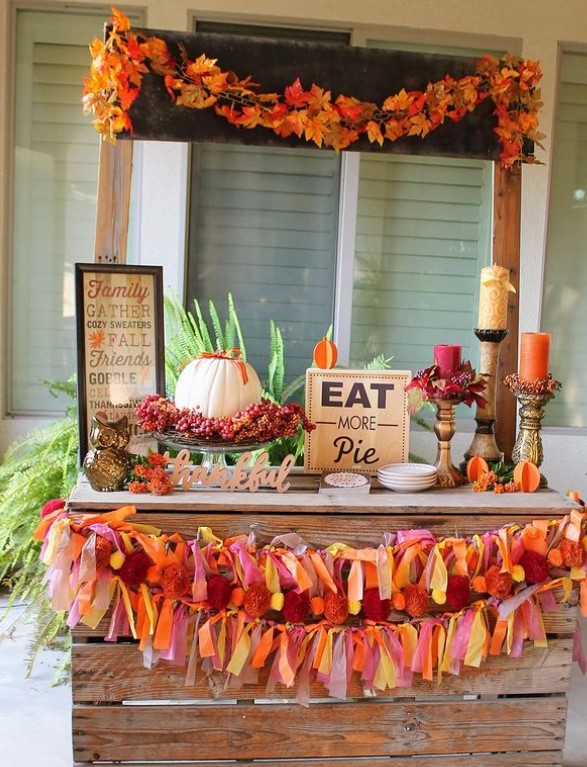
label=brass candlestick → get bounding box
[432,398,466,488]
[463,328,508,466]
[511,389,554,488]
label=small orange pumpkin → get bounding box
[466,454,489,482]
[313,337,338,369]
[513,460,541,492]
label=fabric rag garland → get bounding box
[35,504,586,704]
[82,8,544,168]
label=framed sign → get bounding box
[304,368,411,475]
[75,263,165,460]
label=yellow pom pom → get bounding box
[512,564,526,583]
[348,599,362,615]
[432,589,446,605]
[582,535,587,552]
[110,550,125,570]
[270,592,284,611]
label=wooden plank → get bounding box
[123,30,501,159]
[72,638,573,703]
[93,140,133,264]
[73,754,562,767]
[493,163,522,462]
[66,478,578,517]
[70,601,576,641]
[72,697,566,762]
[62,508,582,549]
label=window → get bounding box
[10,10,109,414]
[187,143,340,379]
[185,29,494,388]
[8,8,144,415]
[542,50,587,427]
[349,154,491,370]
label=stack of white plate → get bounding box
[377,462,438,492]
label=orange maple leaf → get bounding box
[367,120,384,146]
[382,88,414,113]
[236,104,263,129]
[88,330,105,350]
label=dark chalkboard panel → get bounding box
[124,29,502,160]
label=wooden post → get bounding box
[493,163,522,462]
[93,140,133,264]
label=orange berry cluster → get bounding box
[472,470,519,494]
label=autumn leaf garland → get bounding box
[83,8,544,168]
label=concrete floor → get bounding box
[0,597,585,766]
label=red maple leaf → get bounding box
[284,78,310,108]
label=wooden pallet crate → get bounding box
[68,480,581,767]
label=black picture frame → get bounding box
[75,263,165,462]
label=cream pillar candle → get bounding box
[477,266,516,330]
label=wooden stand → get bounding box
[69,479,579,767]
[463,328,508,467]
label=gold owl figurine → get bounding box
[83,413,132,492]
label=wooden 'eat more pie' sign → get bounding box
[304,368,411,475]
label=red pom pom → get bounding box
[207,574,232,610]
[519,550,550,584]
[559,539,584,568]
[119,551,151,587]
[41,499,66,518]
[403,584,429,618]
[94,535,112,570]
[485,565,513,599]
[243,583,271,618]
[282,590,310,623]
[323,590,349,624]
[362,588,391,622]
[446,575,470,611]
[161,563,191,599]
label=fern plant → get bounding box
[164,292,248,395]
[0,378,79,673]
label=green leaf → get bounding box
[208,299,225,350]
[228,293,247,360]
[193,299,214,353]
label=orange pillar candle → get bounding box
[519,332,550,381]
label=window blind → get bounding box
[11,11,107,413]
[542,51,587,427]
[349,154,492,373]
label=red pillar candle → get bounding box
[519,332,550,381]
[434,344,462,378]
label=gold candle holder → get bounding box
[511,389,554,488]
[432,398,466,488]
[463,328,508,466]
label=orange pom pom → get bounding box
[403,584,428,618]
[161,563,191,600]
[323,590,349,624]
[547,548,564,568]
[392,592,406,611]
[230,587,245,607]
[311,596,324,616]
[471,575,487,593]
[146,564,162,585]
[485,565,512,599]
[243,583,271,618]
[94,535,112,570]
[559,538,584,568]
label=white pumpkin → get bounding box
[174,353,262,418]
